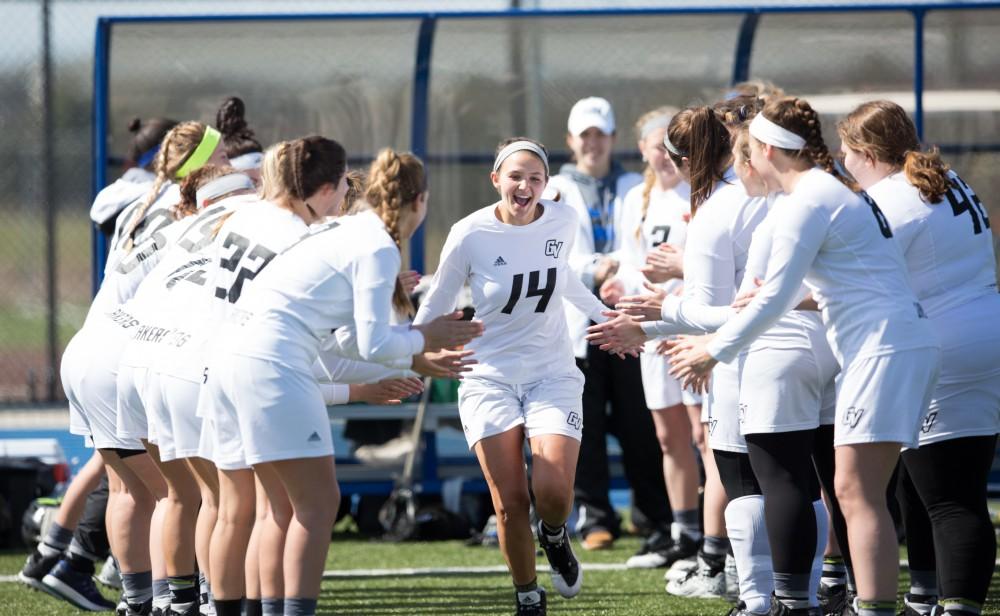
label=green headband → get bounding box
[174,126,222,178]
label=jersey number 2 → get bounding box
[501,268,556,314]
[215,232,277,303]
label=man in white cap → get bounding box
[547,97,673,552]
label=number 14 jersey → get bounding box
[414,201,606,384]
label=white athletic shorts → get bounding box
[918,294,1000,446]
[683,389,702,408]
[738,341,839,435]
[116,364,149,441]
[457,370,585,449]
[704,358,746,453]
[201,353,334,468]
[62,325,142,451]
[835,347,940,448]
[148,371,203,462]
[639,347,684,410]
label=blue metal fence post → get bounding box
[731,12,761,86]
[409,16,437,273]
[913,8,926,140]
[91,18,112,296]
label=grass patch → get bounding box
[1,537,999,615]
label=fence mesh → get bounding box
[1,1,999,404]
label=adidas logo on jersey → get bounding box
[494,256,507,267]
[307,431,322,443]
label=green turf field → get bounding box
[2,536,999,615]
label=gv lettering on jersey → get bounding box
[544,239,563,258]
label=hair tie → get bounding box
[493,141,549,176]
[749,114,807,150]
[175,126,222,178]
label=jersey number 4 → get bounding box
[501,268,556,314]
[214,232,277,303]
[946,175,990,235]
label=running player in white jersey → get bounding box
[838,100,999,616]
[413,138,610,616]
[604,106,705,570]
[61,121,228,616]
[668,96,941,616]
[201,147,481,616]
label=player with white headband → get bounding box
[839,100,999,616]
[413,137,611,615]
[603,106,706,571]
[60,121,228,616]
[668,96,941,616]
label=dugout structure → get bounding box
[92,1,1000,288]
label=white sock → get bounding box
[810,499,829,608]
[725,495,773,614]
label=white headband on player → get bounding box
[749,114,807,150]
[196,173,255,207]
[663,131,685,157]
[493,141,549,176]
[640,115,672,140]
[229,151,264,170]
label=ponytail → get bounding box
[365,148,427,317]
[667,106,731,214]
[838,100,950,203]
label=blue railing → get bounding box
[92,1,1000,292]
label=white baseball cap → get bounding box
[567,96,615,136]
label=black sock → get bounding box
[515,578,538,593]
[65,552,96,575]
[213,598,244,616]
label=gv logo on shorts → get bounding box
[544,239,563,258]
[708,419,718,435]
[566,412,582,430]
[843,406,865,428]
[737,403,747,424]
[921,410,938,434]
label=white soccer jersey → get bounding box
[707,168,936,365]
[413,200,606,385]
[640,170,769,337]
[86,183,183,322]
[865,170,997,318]
[225,210,425,372]
[616,181,691,296]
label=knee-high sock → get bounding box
[810,499,829,607]
[725,495,773,614]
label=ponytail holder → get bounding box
[196,173,255,207]
[749,114,807,150]
[493,141,549,176]
[175,126,222,178]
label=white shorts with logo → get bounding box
[116,364,149,442]
[457,370,585,449]
[201,353,334,469]
[704,359,746,453]
[738,341,839,435]
[62,326,142,451]
[835,347,940,449]
[918,294,1000,446]
[639,345,684,410]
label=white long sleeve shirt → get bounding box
[414,201,606,384]
[616,181,691,297]
[707,168,936,365]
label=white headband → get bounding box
[229,151,263,170]
[663,131,684,157]
[196,173,255,207]
[493,141,549,176]
[640,115,672,140]
[749,114,807,150]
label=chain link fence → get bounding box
[1,0,999,404]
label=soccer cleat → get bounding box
[515,586,547,615]
[897,593,939,616]
[117,599,153,616]
[166,603,200,616]
[727,601,769,616]
[17,548,62,595]
[536,522,582,598]
[666,554,726,598]
[819,584,847,615]
[580,528,614,550]
[664,557,698,582]
[41,560,117,611]
[769,596,821,616]
[96,556,123,589]
[629,523,700,569]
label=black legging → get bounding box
[812,424,852,572]
[896,461,936,576]
[713,449,761,499]
[745,429,821,575]
[900,434,998,605]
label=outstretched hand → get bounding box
[350,377,425,405]
[411,348,477,380]
[616,282,667,322]
[585,310,645,358]
[414,311,484,352]
[665,334,718,394]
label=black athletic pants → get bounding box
[745,429,822,576]
[574,350,671,538]
[900,434,997,605]
[714,449,761,500]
